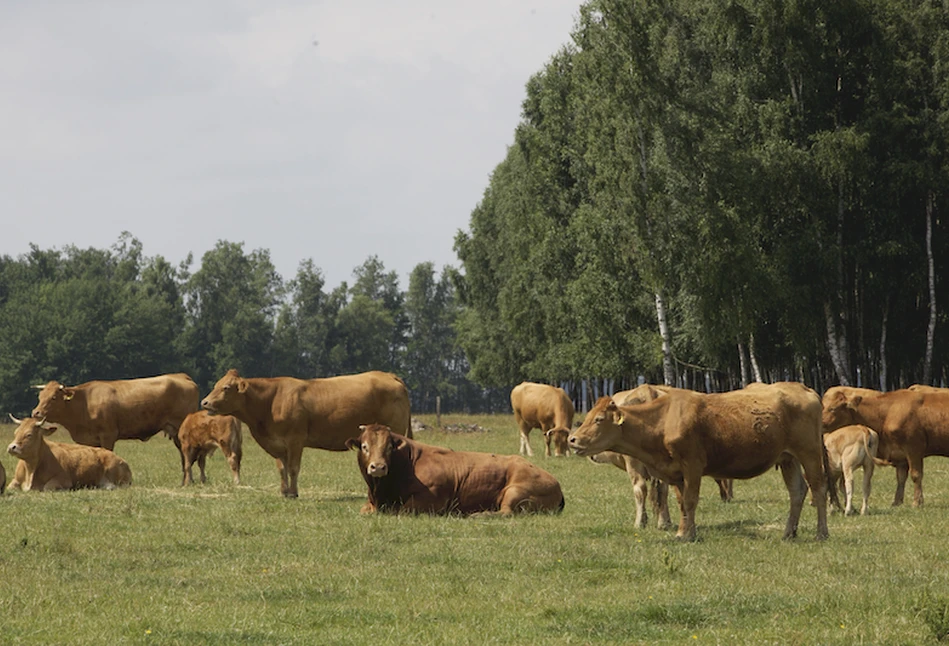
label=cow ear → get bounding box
[614,413,625,425]
[43,426,57,436]
[62,388,75,401]
[344,438,359,451]
[850,396,862,408]
[392,436,408,450]
[358,425,367,432]
[237,379,248,394]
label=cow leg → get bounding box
[842,462,855,516]
[518,424,534,457]
[275,458,290,496]
[861,460,874,515]
[787,451,827,540]
[908,453,924,507]
[716,478,733,502]
[197,453,208,484]
[893,462,909,506]
[172,435,187,486]
[226,448,241,485]
[777,456,807,539]
[651,479,672,530]
[673,473,700,542]
[283,445,303,498]
[626,468,648,529]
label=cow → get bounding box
[569,383,829,541]
[823,424,879,516]
[346,424,564,515]
[201,369,411,498]
[510,382,575,457]
[588,450,672,530]
[178,411,243,486]
[822,386,949,507]
[6,415,132,491]
[31,373,199,485]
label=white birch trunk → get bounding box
[749,333,763,383]
[737,341,749,388]
[655,292,675,387]
[924,191,936,385]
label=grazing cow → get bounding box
[202,369,411,498]
[346,424,564,515]
[511,382,575,457]
[31,374,199,484]
[6,415,132,491]
[178,411,243,485]
[822,386,949,507]
[823,424,879,516]
[569,383,829,541]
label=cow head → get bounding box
[7,415,57,460]
[822,392,860,432]
[32,381,75,419]
[568,397,625,456]
[202,369,247,416]
[544,428,570,457]
[345,424,407,478]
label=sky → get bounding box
[0,1,581,290]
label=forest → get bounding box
[455,0,949,396]
[2,0,948,413]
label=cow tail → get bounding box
[822,435,843,512]
[864,428,878,458]
[558,493,565,513]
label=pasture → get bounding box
[1,414,948,645]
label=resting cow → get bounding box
[6,415,132,491]
[822,386,949,507]
[178,411,243,485]
[511,382,575,457]
[569,383,829,541]
[346,424,564,515]
[32,373,199,484]
[202,369,411,498]
[823,424,879,516]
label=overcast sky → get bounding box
[0,2,580,290]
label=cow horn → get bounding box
[32,384,45,389]
[8,413,22,424]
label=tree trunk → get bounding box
[923,190,936,385]
[879,298,889,392]
[824,301,852,386]
[737,340,749,388]
[749,333,763,383]
[655,292,676,386]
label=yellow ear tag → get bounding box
[64,392,74,401]
[615,414,625,425]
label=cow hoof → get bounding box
[282,491,299,499]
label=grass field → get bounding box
[2,413,949,645]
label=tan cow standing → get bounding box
[823,424,879,515]
[6,415,132,491]
[178,411,243,485]
[569,383,829,541]
[346,424,564,515]
[202,369,411,498]
[822,386,949,507]
[32,373,199,485]
[510,382,574,457]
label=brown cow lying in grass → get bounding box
[346,424,565,515]
[823,424,879,516]
[6,415,132,491]
[178,411,243,485]
[569,383,829,541]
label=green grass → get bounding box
[0,413,947,645]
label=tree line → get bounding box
[0,233,505,415]
[454,0,949,396]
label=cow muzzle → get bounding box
[367,461,388,478]
[7,442,21,457]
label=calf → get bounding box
[346,424,564,515]
[588,450,672,530]
[824,424,879,516]
[6,415,132,491]
[178,411,243,485]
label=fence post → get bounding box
[436,396,441,429]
